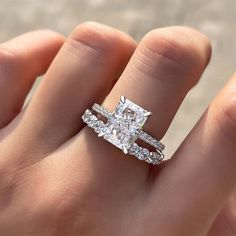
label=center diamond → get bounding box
[102,96,150,153]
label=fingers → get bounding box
[73,26,211,171]
[0,30,64,129]
[14,22,136,156]
[43,27,211,232]
[150,74,236,235]
[51,26,211,206]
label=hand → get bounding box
[0,22,235,236]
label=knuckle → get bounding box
[0,47,21,76]
[0,166,18,209]
[68,21,118,53]
[219,94,236,136]
[33,188,86,234]
[211,88,236,150]
[139,26,211,85]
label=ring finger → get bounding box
[45,27,212,212]
[71,26,211,173]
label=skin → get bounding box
[0,22,235,236]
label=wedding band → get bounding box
[82,96,165,165]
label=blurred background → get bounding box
[0,0,235,157]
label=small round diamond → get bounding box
[138,149,146,160]
[87,115,97,128]
[90,115,97,121]
[129,143,139,156]
[146,153,156,164]
[94,121,104,133]
[82,115,88,122]
[142,148,149,160]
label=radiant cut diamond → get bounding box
[82,97,165,165]
[103,97,150,153]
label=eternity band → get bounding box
[82,96,165,165]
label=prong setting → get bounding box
[98,132,105,137]
[120,96,126,104]
[122,147,128,154]
[144,111,152,117]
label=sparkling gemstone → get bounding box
[103,97,150,153]
[90,115,97,121]
[138,150,145,160]
[142,148,149,160]
[87,115,98,128]
[94,121,104,133]
[129,143,140,156]
[82,115,88,122]
[82,109,91,122]
[146,155,155,164]
[146,152,159,164]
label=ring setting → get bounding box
[82,96,165,165]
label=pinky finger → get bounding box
[151,73,236,236]
[0,30,64,129]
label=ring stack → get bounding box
[82,96,165,165]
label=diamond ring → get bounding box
[82,96,165,165]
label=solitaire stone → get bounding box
[103,97,150,153]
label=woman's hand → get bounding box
[0,22,235,236]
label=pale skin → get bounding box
[0,22,236,236]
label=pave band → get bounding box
[82,97,165,165]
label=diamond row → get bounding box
[129,143,164,165]
[92,104,165,152]
[138,130,165,152]
[82,109,106,134]
[92,103,111,119]
[82,109,164,166]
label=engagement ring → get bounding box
[82,96,165,165]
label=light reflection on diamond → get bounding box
[103,97,149,152]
